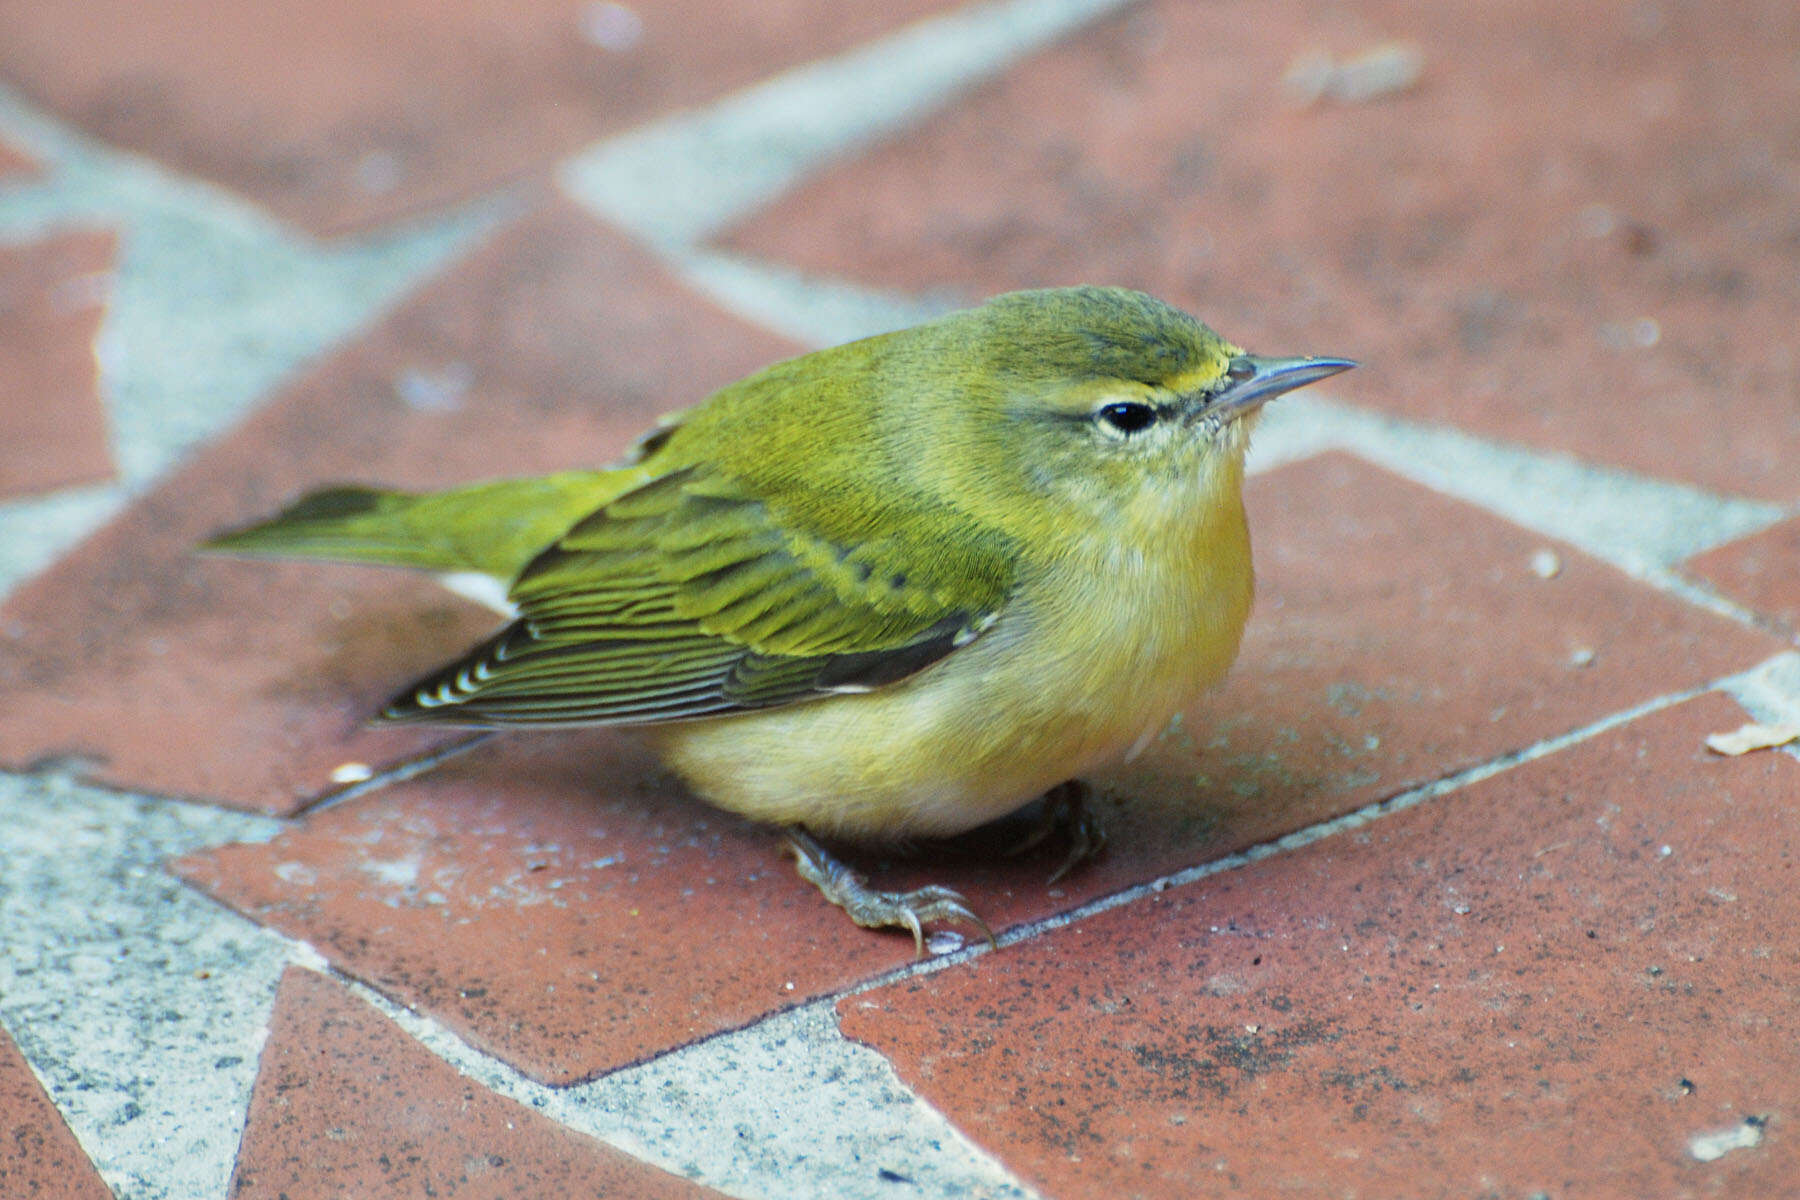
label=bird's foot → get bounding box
[786,829,995,958]
[1007,779,1107,884]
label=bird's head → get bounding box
[904,286,1354,539]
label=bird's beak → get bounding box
[1211,354,1357,420]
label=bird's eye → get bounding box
[1096,401,1159,435]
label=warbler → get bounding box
[207,286,1352,951]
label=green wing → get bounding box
[381,467,1015,726]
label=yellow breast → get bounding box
[647,466,1255,842]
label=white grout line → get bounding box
[556,0,1124,349]
[1630,566,1794,634]
[2,0,1797,1194]
[0,9,1138,1194]
[1250,393,1791,573]
[0,82,512,607]
[308,648,1800,1193]
[1718,652,1800,764]
[0,482,125,603]
[596,255,1794,606]
[4,653,1788,1199]
[0,751,1035,1200]
[834,673,1726,992]
[954,651,1800,972]
[0,83,513,489]
[560,0,1133,250]
[668,246,968,348]
[0,771,290,1200]
[335,973,1039,1200]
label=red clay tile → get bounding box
[0,198,798,814]
[0,229,116,500]
[230,966,722,1198]
[839,692,1800,1198]
[177,734,923,1084]
[173,453,1780,1081]
[1106,453,1783,861]
[0,136,38,177]
[0,0,962,236]
[1684,517,1800,638]
[727,0,1800,500]
[0,1025,111,1199]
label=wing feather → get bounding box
[381,467,1013,726]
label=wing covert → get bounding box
[381,467,1012,726]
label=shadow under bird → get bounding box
[206,286,1353,953]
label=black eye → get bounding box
[1097,401,1158,435]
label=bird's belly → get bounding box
[647,546,1252,841]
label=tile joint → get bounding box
[436,652,1799,1084]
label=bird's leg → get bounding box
[1007,779,1108,884]
[785,829,996,958]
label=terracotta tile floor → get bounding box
[0,134,37,178]
[1687,518,1800,639]
[725,0,1800,502]
[0,199,796,813]
[0,229,116,500]
[173,453,1781,1085]
[841,693,1800,1199]
[1,2,1797,1197]
[231,967,726,1198]
[0,0,963,236]
[0,1027,112,1199]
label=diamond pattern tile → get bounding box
[231,967,725,1197]
[0,0,963,235]
[175,453,1781,1081]
[0,199,797,813]
[839,693,1800,1198]
[726,0,1800,499]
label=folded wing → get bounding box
[382,466,1014,726]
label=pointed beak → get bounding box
[1211,354,1356,420]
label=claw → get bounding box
[786,830,995,957]
[1007,780,1108,883]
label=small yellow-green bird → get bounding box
[208,286,1352,951]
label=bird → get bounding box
[205,286,1354,952]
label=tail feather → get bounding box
[202,470,630,583]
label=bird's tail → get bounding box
[201,469,630,583]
